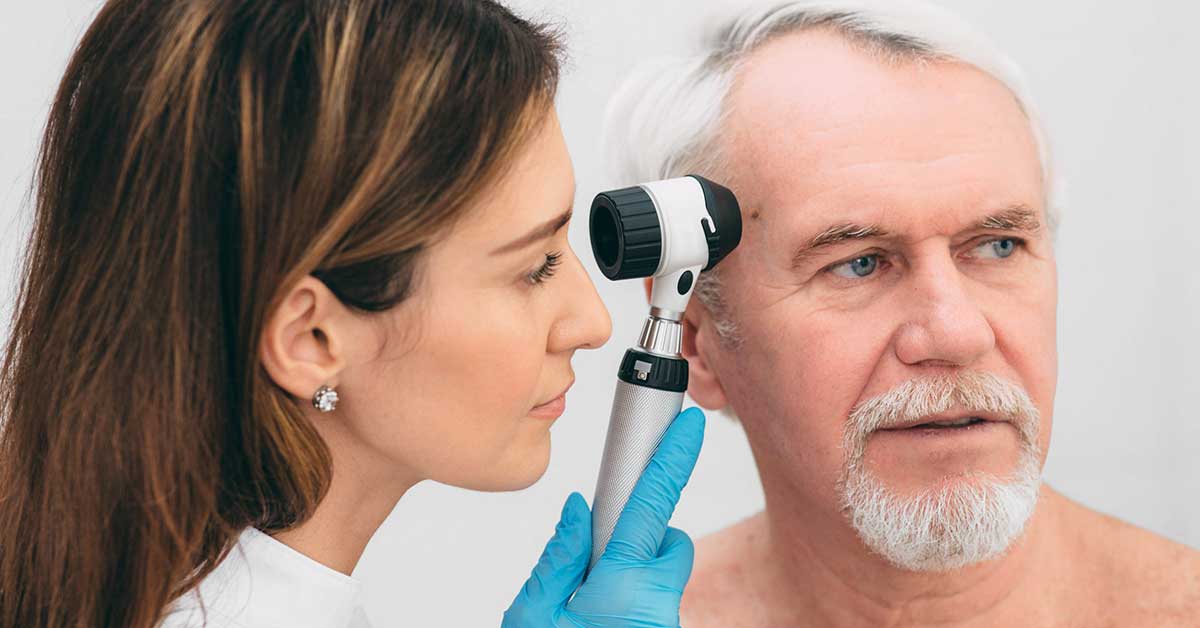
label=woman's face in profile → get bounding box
[336,109,612,491]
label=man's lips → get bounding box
[878,411,1008,431]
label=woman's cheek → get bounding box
[444,314,540,446]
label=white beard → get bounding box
[839,372,1043,572]
[841,449,1041,572]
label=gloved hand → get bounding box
[502,407,706,628]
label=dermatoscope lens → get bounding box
[591,202,621,269]
[588,185,663,280]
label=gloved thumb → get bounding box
[512,492,592,611]
[656,526,696,592]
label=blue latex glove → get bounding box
[502,407,706,628]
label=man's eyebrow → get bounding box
[490,208,573,255]
[977,204,1042,232]
[791,223,889,269]
[787,205,1041,270]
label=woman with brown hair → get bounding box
[0,1,705,626]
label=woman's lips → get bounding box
[529,394,566,420]
[529,379,574,420]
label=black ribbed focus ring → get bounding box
[617,350,689,393]
[589,186,663,280]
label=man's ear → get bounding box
[260,276,349,403]
[642,278,729,410]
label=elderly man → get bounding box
[606,1,1198,625]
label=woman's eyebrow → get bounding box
[490,208,573,255]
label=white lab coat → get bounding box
[159,527,372,628]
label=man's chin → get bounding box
[841,459,1042,572]
[877,467,1028,499]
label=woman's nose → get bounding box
[548,250,613,353]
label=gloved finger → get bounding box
[656,526,696,592]
[509,492,592,612]
[602,407,705,564]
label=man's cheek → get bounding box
[768,346,866,466]
[990,293,1056,394]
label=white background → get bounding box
[1,1,1197,626]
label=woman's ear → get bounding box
[641,278,729,410]
[260,276,349,403]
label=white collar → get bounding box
[163,527,367,628]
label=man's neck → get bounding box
[747,483,1065,626]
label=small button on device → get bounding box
[677,271,694,295]
[634,360,653,381]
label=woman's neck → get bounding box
[271,420,421,575]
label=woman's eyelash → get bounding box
[527,251,563,285]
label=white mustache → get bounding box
[844,372,1041,466]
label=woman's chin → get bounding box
[468,467,548,492]
[456,438,552,492]
[504,450,552,491]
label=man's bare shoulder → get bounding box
[681,512,770,628]
[1048,489,1200,624]
[679,496,1200,626]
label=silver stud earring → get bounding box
[312,385,339,413]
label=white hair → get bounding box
[603,0,1061,352]
[604,0,1055,203]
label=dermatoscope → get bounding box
[586,175,742,568]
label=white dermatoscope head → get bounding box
[589,175,742,321]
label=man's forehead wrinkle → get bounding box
[747,154,1042,223]
[726,37,1038,157]
[727,103,1029,210]
[728,97,872,170]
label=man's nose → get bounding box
[891,255,995,368]
[548,251,613,354]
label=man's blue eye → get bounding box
[977,238,1020,259]
[831,255,878,279]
